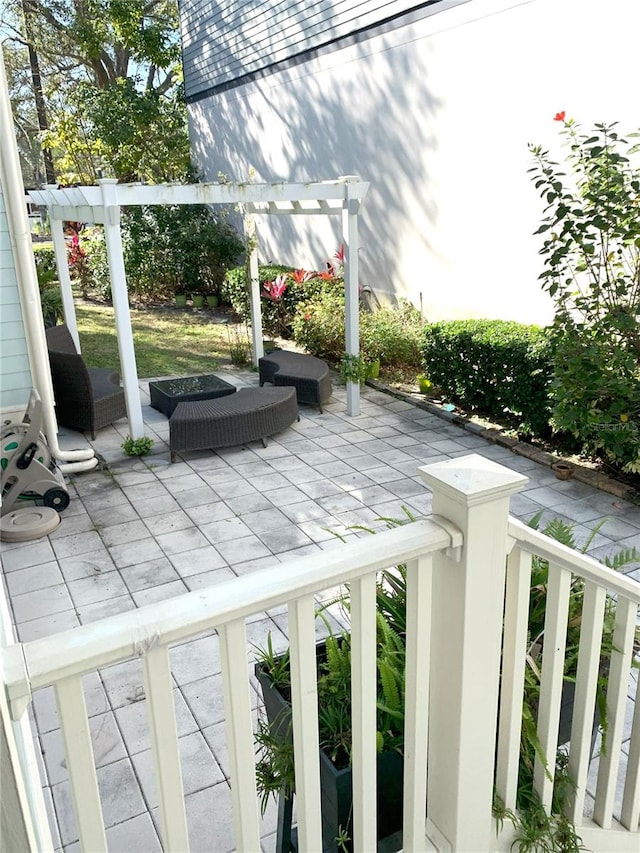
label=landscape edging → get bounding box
[365,379,638,503]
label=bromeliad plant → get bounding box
[528,115,640,472]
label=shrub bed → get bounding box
[293,289,424,370]
[422,319,553,435]
[224,265,342,338]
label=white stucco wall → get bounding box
[188,0,640,325]
[0,183,32,415]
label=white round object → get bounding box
[0,506,60,542]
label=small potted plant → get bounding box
[192,292,205,308]
[174,290,187,308]
[417,373,432,394]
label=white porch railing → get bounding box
[495,518,640,852]
[1,454,639,852]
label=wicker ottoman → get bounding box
[258,350,332,413]
[169,386,299,462]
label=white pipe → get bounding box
[0,50,95,465]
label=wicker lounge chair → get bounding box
[258,350,332,412]
[45,325,127,439]
[169,386,298,462]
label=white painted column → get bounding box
[342,177,361,416]
[243,212,263,365]
[48,206,80,349]
[98,179,144,438]
[418,454,528,851]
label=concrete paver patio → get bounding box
[2,369,639,851]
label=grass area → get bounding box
[76,301,244,378]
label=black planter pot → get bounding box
[558,677,601,759]
[256,648,404,852]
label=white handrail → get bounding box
[508,518,640,603]
[4,517,456,707]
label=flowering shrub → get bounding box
[529,115,640,471]
[223,261,342,338]
[66,226,93,297]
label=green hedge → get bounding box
[32,243,57,274]
[422,320,553,435]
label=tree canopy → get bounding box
[2,0,190,184]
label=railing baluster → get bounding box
[350,572,378,852]
[621,656,640,830]
[218,620,261,852]
[403,555,433,852]
[288,594,323,851]
[594,596,637,828]
[142,645,190,851]
[496,545,532,810]
[54,676,107,852]
[567,581,606,824]
[534,561,572,811]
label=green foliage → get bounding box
[227,325,252,366]
[504,512,640,848]
[528,118,640,472]
[32,244,57,275]
[339,353,369,385]
[293,289,424,371]
[33,244,63,325]
[255,598,408,816]
[422,320,553,435]
[72,78,190,183]
[121,435,153,456]
[359,300,424,368]
[9,0,186,183]
[292,286,347,360]
[86,206,244,300]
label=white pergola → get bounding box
[28,177,369,438]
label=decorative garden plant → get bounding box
[254,512,639,852]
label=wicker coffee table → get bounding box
[149,374,236,417]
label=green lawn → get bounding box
[75,302,245,378]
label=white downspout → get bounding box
[0,50,95,471]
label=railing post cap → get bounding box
[418,454,528,507]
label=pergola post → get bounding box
[243,212,263,365]
[343,178,361,417]
[98,179,144,439]
[48,210,80,350]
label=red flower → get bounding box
[319,271,334,280]
[554,111,566,122]
[291,269,312,285]
[303,313,311,321]
[262,275,288,301]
